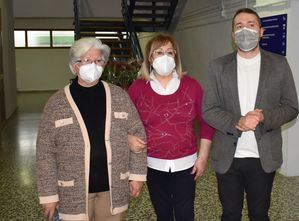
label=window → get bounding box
[14,30,26,47]
[14,29,75,48]
[53,31,74,47]
[28,31,50,47]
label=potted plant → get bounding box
[102,59,142,90]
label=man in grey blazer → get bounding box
[202,8,298,221]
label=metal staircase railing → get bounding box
[73,0,81,40]
[165,0,178,29]
[121,0,143,61]
[73,0,179,61]
[73,0,133,61]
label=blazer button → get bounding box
[233,142,237,146]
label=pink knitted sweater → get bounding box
[128,75,214,160]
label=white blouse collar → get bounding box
[149,71,180,95]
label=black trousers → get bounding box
[216,158,276,221]
[147,167,195,221]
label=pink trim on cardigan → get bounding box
[64,85,90,220]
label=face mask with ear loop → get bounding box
[79,63,104,84]
[235,27,259,52]
[152,55,176,76]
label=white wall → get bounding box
[0,0,17,118]
[16,49,73,91]
[255,0,299,176]
[173,0,299,176]
[173,0,254,85]
[14,18,75,91]
[284,0,299,176]
[13,0,122,18]
[14,18,74,29]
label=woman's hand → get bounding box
[129,181,144,197]
[191,139,212,180]
[191,158,208,180]
[41,202,58,221]
[128,134,146,153]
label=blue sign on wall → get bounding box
[260,14,287,56]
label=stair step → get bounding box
[80,20,125,26]
[133,21,166,26]
[79,20,126,30]
[111,50,131,53]
[110,54,132,58]
[80,31,124,39]
[102,39,129,43]
[80,26,126,31]
[80,32,125,37]
[136,0,172,2]
[105,42,130,46]
[133,13,168,18]
[134,5,170,10]
[111,50,131,54]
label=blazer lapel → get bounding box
[225,54,241,114]
[255,50,269,108]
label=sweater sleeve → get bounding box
[36,97,59,204]
[194,79,215,140]
[127,80,139,105]
[122,89,147,181]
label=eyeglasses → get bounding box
[153,49,176,58]
[76,58,106,66]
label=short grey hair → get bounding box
[69,37,111,74]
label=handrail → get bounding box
[122,0,143,61]
[166,0,178,29]
[73,0,81,40]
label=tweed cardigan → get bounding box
[36,81,147,220]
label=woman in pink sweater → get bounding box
[128,34,214,221]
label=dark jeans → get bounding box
[147,167,195,221]
[216,158,276,221]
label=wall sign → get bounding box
[260,14,287,56]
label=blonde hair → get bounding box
[139,34,184,81]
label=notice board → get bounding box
[260,14,287,56]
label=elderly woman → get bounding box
[36,37,147,221]
[128,34,214,221]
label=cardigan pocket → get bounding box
[114,112,128,120]
[58,180,75,187]
[120,172,130,180]
[55,117,73,128]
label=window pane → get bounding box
[95,31,119,39]
[28,31,50,47]
[14,31,26,47]
[53,31,75,47]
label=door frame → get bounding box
[0,8,6,127]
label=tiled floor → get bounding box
[0,91,298,220]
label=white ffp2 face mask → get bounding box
[234,27,259,52]
[79,63,103,84]
[152,55,176,76]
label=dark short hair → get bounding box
[232,8,261,29]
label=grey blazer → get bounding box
[202,49,298,174]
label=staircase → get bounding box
[73,0,179,61]
[78,20,132,61]
[123,0,178,32]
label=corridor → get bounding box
[0,92,298,220]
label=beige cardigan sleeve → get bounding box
[36,94,60,204]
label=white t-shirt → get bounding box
[235,53,261,158]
